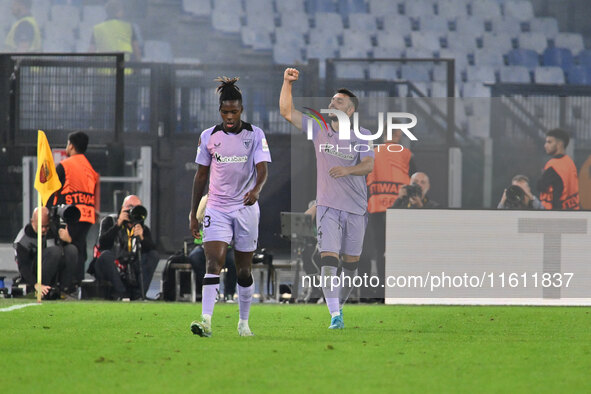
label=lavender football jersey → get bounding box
[303,115,374,215]
[196,122,271,212]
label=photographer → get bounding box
[13,207,78,299]
[392,172,440,209]
[93,195,159,300]
[498,175,545,210]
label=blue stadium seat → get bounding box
[382,15,412,35]
[529,17,558,38]
[348,14,378,32]
[499,66,531,83]
[368,63,399,80]
[246,11,275,30]
[543,47,574,70]
[470,0,501,18]
[277,0,306,13]
[213,0,242,11]
[481,34,515,54]
[461,82,491,97]
[445,33,477,52]
[273,45,304,64]
[313,12,344,30]
[338,0,367,15]
[372,46,405,59]
[533,67,565,84]
[473,49,505,67]
[309,29,340,48]
[577,50,591,67]
[465,66,497,83]
[368,0,395,15]
[454,17,485,36]
[410,31,442,52]
[342,29,373,48]
[241,28,273,50]
[340,45,369,58]
[279,12,310,33]
[245,0,273,14]
[504,0,534,22]
[275,30,306,48]
[518,32,548,53]
[401,63,431,81]
[335,63,366,79]
[376,31,406,50]
[403,0,436,17]
[490,17,522,36]
[212,11,242,33]
[567,66,591,85]
[507,48,539,69]
[554,33,585,55]
[405,48,436,58]
[308,0,337,13]
[437,0,468,18]
[417,15,450,33]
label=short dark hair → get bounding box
[546,128,570,148]
[512,174,530,184]
[335,88,359,111]
[68,131,89,154]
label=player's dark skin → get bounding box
[190,99,268,283]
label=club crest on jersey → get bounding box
[214,142,221,148]
[243,139,252,149]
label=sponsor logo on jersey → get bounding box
[213,152,248,163]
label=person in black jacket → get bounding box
[13,207,78,298]
[93,195,159,299]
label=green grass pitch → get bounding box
[2,300,590,393]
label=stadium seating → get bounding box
[403,0,436,17]
[335,62,366,79]
[417,15,450,33]
[465,66,496,84]
[473,49,505,67]
[578,50,591,68]
[461,82,491,97]
[368,63,398,80]
[554,33,585,54]
[400,63,431,81]
[470,0,501,19]
[313,12,344,31]
[277,0,306,13]
[567,66,591,85]
[342,29,373,48]
[529,17,559,38]
[182,0,212,17]
[308,0,337,13]
[338,0,367,15]
[410,31,442,52]
[211,11,242,33]
[241,28,273,50]
[348,13,378,32]
[279,12,310,33]
[499,66,531,83]
[518,32,548,53]
[437,0,468,18]
[368,0,394,15]
[504,0,535,21]
[381,16,412,35]
[543,47,574,70]
[533,66,565,84]
[506,48,540,70]
[490,17,522,37]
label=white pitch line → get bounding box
[0,303,41,312]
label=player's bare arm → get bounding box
[190,164,210,239]
[244,161,268,205]
[279,68,303,130]
[329,156,374,178]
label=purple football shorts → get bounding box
[316,205,368,257]
[202,203,260,252]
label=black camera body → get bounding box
[405,183,423,199]
[50,204,80,245]
[125,205,148,226]
[505,185,527,209]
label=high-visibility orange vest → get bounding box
[367,144,411,213]
[540,155,580,210]
[55,154,99,223]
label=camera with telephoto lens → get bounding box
[50,204,80,245]
[405,183,423,199]
[504,185,527,209]
[124,205,148,225]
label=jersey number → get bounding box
[203,215,211,228]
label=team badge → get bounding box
[243,139,252,149]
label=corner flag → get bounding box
[33,130,61,302]
[34,130,61,205]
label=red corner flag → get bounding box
[34,130,61,205]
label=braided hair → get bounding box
[215,76,242,109]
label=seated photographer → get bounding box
[189,195,237,300]
[13,207,78,299]
[498,175,545,210]
[392,172,440,209]
[93,195,159,300]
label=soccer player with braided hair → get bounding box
[189,77,271,337]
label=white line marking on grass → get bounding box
[0,303,41,312]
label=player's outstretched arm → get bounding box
[190,165,210,239]
[279,68,303,130]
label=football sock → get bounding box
[237,275,254,321]
[339,261,359,308]
[320,256,340,316]
[202,274,220,317]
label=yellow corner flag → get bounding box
[33,130,62,302]
[34,130,62,205]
